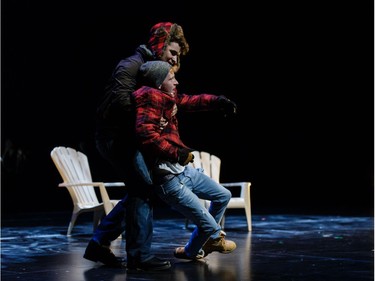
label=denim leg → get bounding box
[125,195,154,263]
[185,166,232,229]
[155,166,231,257]
[96,139,155,263]
[92,195,127,246]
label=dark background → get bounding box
[2,1,374,216]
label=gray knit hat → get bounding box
[139,61,172,88]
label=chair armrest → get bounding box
[58,182,105,187]
[221,182,251,199]
[104,182,126,187]
[220,182,251,187]
[58,182,125,214]
[58,182,125,187]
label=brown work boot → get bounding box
[202,231,237,256]
[174,247,204,260]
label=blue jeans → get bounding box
[155,165,232,257]
[93,138,155,263]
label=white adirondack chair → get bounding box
[50,146,125,236]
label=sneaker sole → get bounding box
[174,249,204,260]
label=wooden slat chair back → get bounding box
[51,146,125,236]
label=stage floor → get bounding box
[1,210,373,281]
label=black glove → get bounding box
[178,148,195,166]
[217,95,237,117]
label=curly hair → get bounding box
[167,23,189,56]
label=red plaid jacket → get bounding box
[133,86,219,164]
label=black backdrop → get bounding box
[2,1,374,216]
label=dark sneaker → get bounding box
[202,232,237,256]
[127,257,171,272]
[174,247,204,260]
[83,240,126,268]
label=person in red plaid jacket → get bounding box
[133,60,238,260]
